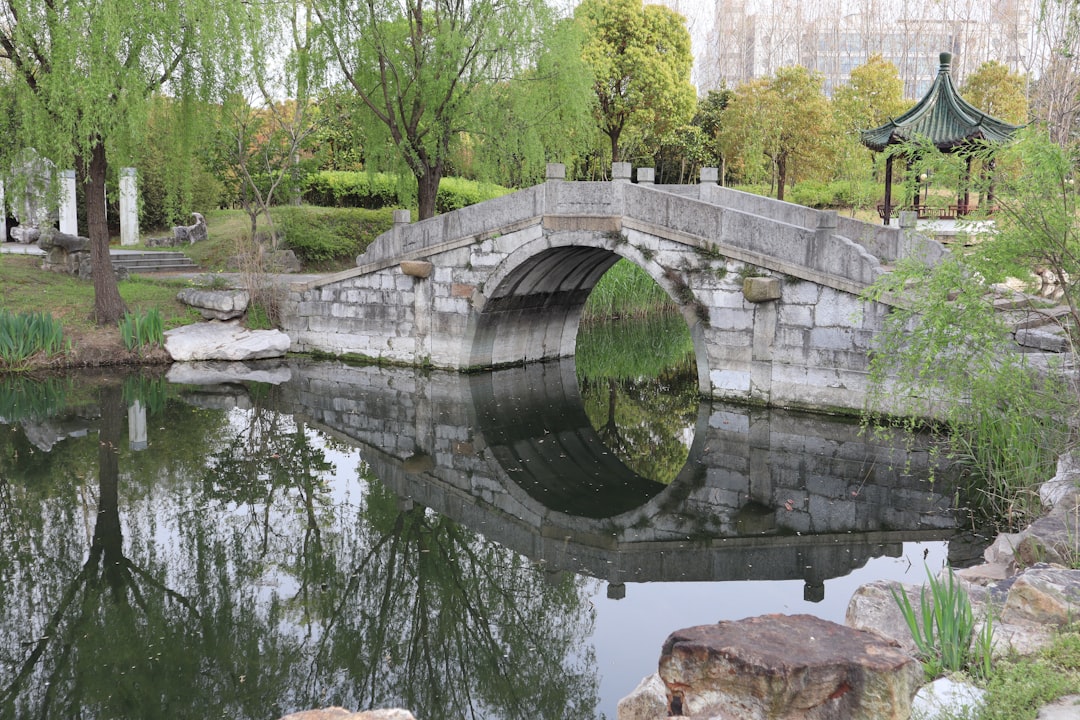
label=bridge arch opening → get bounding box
[466,239,711,395]
[467,239,708,487]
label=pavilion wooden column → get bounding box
[883,155,894,226]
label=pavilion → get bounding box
[861,51,1022,225]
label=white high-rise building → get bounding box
[703,0,1045,96]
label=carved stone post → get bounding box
[59,170,78,236]
[119,167,138,246]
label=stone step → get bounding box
[109,251,199,273]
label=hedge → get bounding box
[269,206,395,264]
[302,171,512,213]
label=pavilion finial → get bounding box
[939,52,953,72]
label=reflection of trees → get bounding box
[579,363,699,484]
[311,482,598,720]
[576,314,700,484]
[0,382,208,719]
[1,378,601,720]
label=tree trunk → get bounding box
[93,382,128,598]
[776,154,787,201]
[81,140,126,325]
[416,168,442,221]
[609,129,621,165]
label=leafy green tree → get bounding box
[831,55,909,212]
[864,130,1078,523]
[574,0,695,165]
[313,0,559,219]
[832,54,909,133]
[961,61,1029,125]
[721,66,836,200]
[458,18,597,188]
[0,0,246,325]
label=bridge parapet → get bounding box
[354,168,941,293]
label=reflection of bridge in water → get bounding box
[191,359,957,602]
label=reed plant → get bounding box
[582,259,676,322]
[0,376,70,420]
[118,308,165,352]
[0,309,67,369]
[951,405,1067,527]
[892,565,995,680]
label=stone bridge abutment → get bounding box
[282,164,944,413]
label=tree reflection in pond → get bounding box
[576,314,698,484]
[0,374,599,720]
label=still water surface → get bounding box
[0,318,965,719]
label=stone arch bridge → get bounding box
[283,164,944,413]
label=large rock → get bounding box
[659,614,921,720]
[173,212,208,243]
[164,321,290,361]
[617,673,667,720]
[176,287,250,321]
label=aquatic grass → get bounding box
[0,309,67,369]
[575,314,694,381]
[892,565,994,680]
[118,308,164,352]
[582,259,676,322]
[951,405,1066,527]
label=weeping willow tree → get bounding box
[313,0,571,220]
[0,0,250,324]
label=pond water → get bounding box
[0,317,974,719]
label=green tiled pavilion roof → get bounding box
[860,52,1022,152]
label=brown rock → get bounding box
[659,614,921,720]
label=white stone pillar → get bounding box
[59,170,78,236]
[119,167,138,246]
[128,400,148,451]
[0,180,6,242]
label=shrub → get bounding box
[302,171,512,212]
[302,171,402,209]
[269,206,395,264]
[435,176,512,213]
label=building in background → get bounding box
[701,0,1045,96]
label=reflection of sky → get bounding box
[588,541,950,719]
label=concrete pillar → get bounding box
[59,170,78,236]
[128,400,147,451]
[119,167,138,246]
[700,167,719,184]
[0,181,6,242]
[636,167,655,185]
[612,162,632,183]
[545,163,566,181]
[393,209,411,226]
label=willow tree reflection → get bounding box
[0,381,223,719]
[306,481,599,719]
